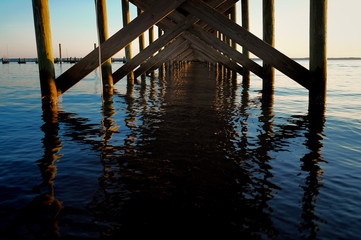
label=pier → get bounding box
[32,0,327,113]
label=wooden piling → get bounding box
[241,0,250,82]
[148,26,155,76]
[137,8,146,80]
[32,0,57,111]
[59,43,62,64]
[122,0,134,83]
[309,0,327,109]
[96,0,113,92]
[158,27,164,77]
[230,4,237,80]
[137,8,145,52]
[263,0,275,94]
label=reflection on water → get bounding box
[0,62,328,239]
[3,109,64,238]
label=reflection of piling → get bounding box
[32,0,57,112]
[263,0,275,94]
[309,0,327,110]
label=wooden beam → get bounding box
[187,25,263,78]
[129,0,239,64]
[190,37,243,75]
[172,47,193,61]
[55,0,185,95]
[134,38,189,78]
[32,0,57,110]
[181,0,311,89]
[114,0,232,81]
[149,46,191,72]
[112,15,198,83]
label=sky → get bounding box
[0,0,360,59]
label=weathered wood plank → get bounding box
[129,0,240,67]
[121,0,134,81]
[55,0,185,95]
[189,37,243,75]
[187,25,263,78]
[309,0,327,107]
[133,38,188,78]
[263,0,275,91]
[112,15,198,84]
[181,0,311,89]
[171,47,193,63]
[32,0,57,109]
[96,0,113,89]
[149,46,191,72]
[241,0,250,80]
[113,0,231,83]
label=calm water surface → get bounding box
[0,60,360,239]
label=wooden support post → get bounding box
[59,43,62,64]
[263,0,275,94]
[137,8,146,80]
[32,0,57,111]
[310,0,327,110]
[148,26,155,76]
[96,0,114,92]
[158,27,164,77]
[241,0,250,82]
[137,8,145,52]
[230,4,237,80]
[122,0,134,83]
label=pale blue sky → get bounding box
[0,0,360,58]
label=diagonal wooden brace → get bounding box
[55,0,186,95]
[181,0,311,89]
[112,15,198,84]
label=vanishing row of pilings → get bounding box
[32,0,327,115]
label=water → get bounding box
[0,60,360,239]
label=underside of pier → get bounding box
[33,0,327,112]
